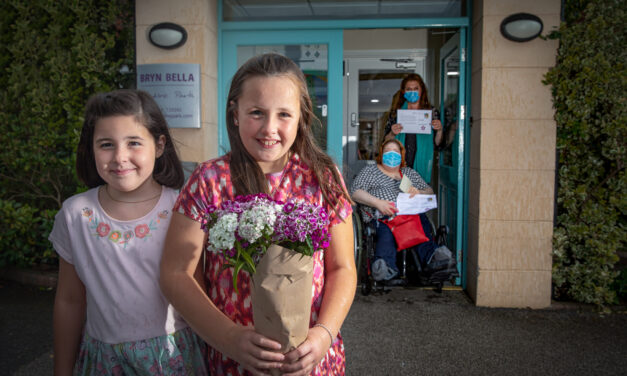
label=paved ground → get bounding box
[2,277,626,375]
[343,287,627,375]
[1,280,55,375]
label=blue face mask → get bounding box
[382,151,402,168]
[404,90,420,103]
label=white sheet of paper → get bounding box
[399,175,412,193]
[397,109,432,134]
[396,193,437,215]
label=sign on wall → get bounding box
[137,63,201,128]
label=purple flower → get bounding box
[283,202,295,213]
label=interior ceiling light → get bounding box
[500,13,543,42]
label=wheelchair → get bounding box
[352,205,458,295]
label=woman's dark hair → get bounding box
[376,139,407,168]
[226,53,352,211]
[76,89,184,189]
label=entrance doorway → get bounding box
[342,28,465,286]
[219,25,468,287]
[342,49,428,188]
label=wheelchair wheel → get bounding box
[360,220,376,296]
[352,211,363,270]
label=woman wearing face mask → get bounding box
[384,73,443,184]
[351,139,435,284]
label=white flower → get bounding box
[208,213,238,251]
[238,203,278,244]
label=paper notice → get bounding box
[399,175,412,193]
[397,109,432,134]
[396,193,437,214]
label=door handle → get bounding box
[351,112,359,127]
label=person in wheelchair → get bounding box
[350,138,437,285]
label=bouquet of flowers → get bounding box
[201,193,331,355]
[202,193,330,290]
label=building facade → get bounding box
[136,0,560,308]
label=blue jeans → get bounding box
[374,213,437,275]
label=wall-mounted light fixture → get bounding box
[148,22,187,49]
[500,13,543,42]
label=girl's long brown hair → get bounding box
[225,53,353,213]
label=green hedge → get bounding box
[544,0,626,308]
[0,200,56,267]
[0,0,134,268]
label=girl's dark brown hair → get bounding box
[76,89,184,189]
[226,53,353,211]
[389,73,432,119]
[375,139,407,168]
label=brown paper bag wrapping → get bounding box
[252,244,314,358]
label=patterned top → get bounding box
[173,153,352,376]
[350,163,429,222]
[48,187,188,343]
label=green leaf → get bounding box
[240,250,256,275]
[232,261,245,294]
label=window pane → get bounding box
[441,48,459,166]
[357,70,410,161]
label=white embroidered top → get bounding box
[49,186,188,343]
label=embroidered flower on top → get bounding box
[81,206,168,248]
[96,223,111,237]
[135,224,150,238]
[123,230,134,242]
[109,231,122,242]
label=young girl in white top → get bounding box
[50,90,207,375]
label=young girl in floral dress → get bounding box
[160,53,357,375]
[50,90,207,375]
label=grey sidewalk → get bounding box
[2,273,626,375]
[343,287,627,375]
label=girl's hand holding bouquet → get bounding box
[202,193,330,363]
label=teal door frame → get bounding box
[438,30,468,287]
[218,1,472,287]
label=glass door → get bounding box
[438,30,466,286]
[220,30,343,166]
[343,51,427,188]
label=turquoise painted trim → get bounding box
[327,35,343,168]
[457,27,467,290]
[221,18,469,31]
[218,30,344,167]
[462,23,472,291]
[437,31,462,286]
[217,1,226,154]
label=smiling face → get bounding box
[93,115,165,197]
[233,75,300,174]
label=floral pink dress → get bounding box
[174,153,352,376]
